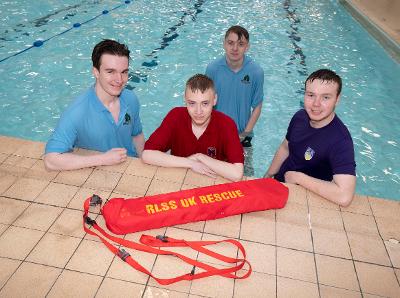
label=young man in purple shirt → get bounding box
[265,69,356,206]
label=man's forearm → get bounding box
[44,152,105,171]
[133,133,145,157]
[286,172,356,206]
[141,150,193,168]
[243,103,262,134]
[195,154,243,181]
[265,140,289,177]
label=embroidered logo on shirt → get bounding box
[207,147,216,158]
[241,74,250,84]
[304,147,315,161]
[123,113,131,125]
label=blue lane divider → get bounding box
[0,0,131,63]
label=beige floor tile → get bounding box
[172,220,205,232]
[240,210,275,245]
[0,224,7,235]
[47,269,102,298]
[277,247,317,283]
[189,266,235,298]
[35,182,79,207]
[0,163,29,177]
[385,240,400,268]
[183,170,215,187]
[234,272,275,298]
[26,232,81,268]
[23,160,59,181]
[203,214,241,238]
[96,278,145,298]
[277,222,313,252]
[276,201,309,226]
[83,169,122,191]
[148,255,193,293]
[13,140,45,158]
[312,227,352,259]
[241,240,275,275]
[125,157,157,178]
[0,152,8,163]
[13,203,63,231]
[309,206,344,231]
[319,285,362,298]
[395,268,400,282]
[146,179,182,196]
[155,166,187,183]
[66,239,114,276]
[214,176,232,185]
[0,226,44,259]
[375,216,400,241]
[0,262,60,297]
[369,196,400,219]
[342,212,379,236]
[197,233,238,267]
[286,183,307,205]
[0,173,17,194]
[0,197,29,224]
[53,167,93,186]
[340,194,372,215]
[3,155,37,168]
[106,248,154,285]
[144,287,189,298]
[0,257,21,288]
[96,158,130,173]
[0,136,25,154]
[49,208,86,238]
[110,191,143,200]
[180,183,198,190]
[114,174,151,196]
[355,261,400,297]
[347,233,391,266]
[308,190,340,210]
[67,187,110,210]
[3,177,49,201]
[277,276,319,298]
[315,254,359,290]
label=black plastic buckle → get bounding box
[90,194,103,207]
[84,216,96,226]
[190,266,196,275]
[118,248,130,262]
[156,235,169,242]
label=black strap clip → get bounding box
[190,266,196,275]
[156,235,169,242]
[118,248,130,262]
[90,194,103,206]
[84,216,96,226]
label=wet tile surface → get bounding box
[0,136,399,297]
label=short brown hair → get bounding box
[92,39,130,70]
[306,69,342,96]
[186,74,215,93]
[225,25,249,42]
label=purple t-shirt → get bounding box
[275,109,356,182]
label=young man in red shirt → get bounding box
[142,74,244,181]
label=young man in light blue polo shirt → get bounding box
[44,39,145,171]
[206,25,264,148]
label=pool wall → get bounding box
[340,0,400,62]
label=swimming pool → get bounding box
[0,0,399,200]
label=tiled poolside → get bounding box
[0,135,399,297]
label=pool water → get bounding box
[0,0,399,200]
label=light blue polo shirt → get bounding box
[45,86,143,157]
[206,55,264,134]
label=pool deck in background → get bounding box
[341,0,400,62]
[0,135,399,297]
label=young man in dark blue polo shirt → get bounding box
[265,69,356,206]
